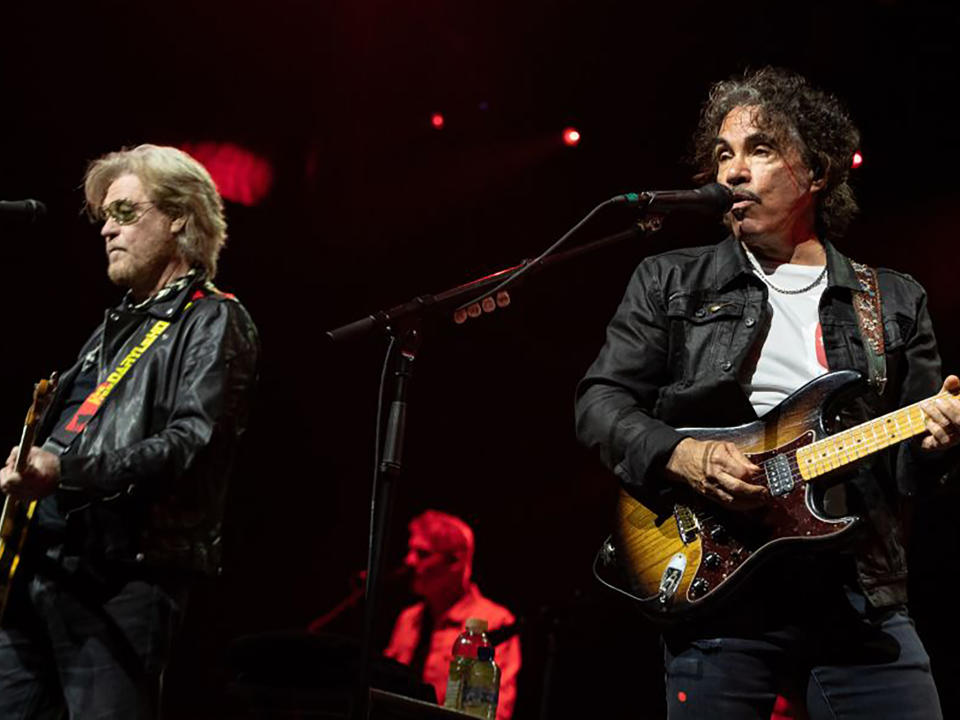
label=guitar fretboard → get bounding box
[796,390,956,480]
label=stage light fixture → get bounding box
[851,151,863,169]
[562,127,581,147]
[178,141,273,206]
[431,113,445,130]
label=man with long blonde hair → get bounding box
[0,145,259,718]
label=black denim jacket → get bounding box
[576,235,951,607]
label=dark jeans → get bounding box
[0,570,184,720]
[663,582,941,719]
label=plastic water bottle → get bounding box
[442,617,492,709]
[462,645,500,719]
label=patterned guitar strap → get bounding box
[849,260,887,396]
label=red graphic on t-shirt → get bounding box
[815,323,829,369]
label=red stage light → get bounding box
[851,151,863,169]
[431,113,445,130]
[677,691,688,703]
[562,127,581,147]
[178,141,273,206]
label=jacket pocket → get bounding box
[666,294,745,384]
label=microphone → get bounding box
[616,183,733,215]
[0,199,47,221]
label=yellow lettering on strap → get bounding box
[64,301,194,435]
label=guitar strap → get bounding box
[47,301,194,452]
[849,260,887,396]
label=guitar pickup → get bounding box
[763,454,795,497]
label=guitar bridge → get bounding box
[673,504,700,544]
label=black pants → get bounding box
[0,570,184,719]
[662,583,941,719]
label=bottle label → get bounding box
[443,677,464,709]
[463,685,498,707]
[444,656,472,709]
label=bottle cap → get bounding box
[477,646,494,661]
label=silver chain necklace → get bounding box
[745,250,827,295]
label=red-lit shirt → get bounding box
[771,695,797,719]
[384,583,520,720]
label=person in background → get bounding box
[384,510,521,720]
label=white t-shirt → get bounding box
[743,251,829,416]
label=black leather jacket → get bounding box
[576,236,951,607]
[36,272,259,577]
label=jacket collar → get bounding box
[713,235,753,290]
[822,239,861,291]
[713,235,860,292]
[120,268,205,320]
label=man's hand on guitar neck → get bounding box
[918,375,960,453]
[0,446,60,500]
[664,438,767,510]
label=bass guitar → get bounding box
[595,369,956,621]
[0,374,57,624]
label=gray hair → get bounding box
[84,144,227,277]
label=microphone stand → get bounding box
[331,208,666,720]
[352,322,420,720]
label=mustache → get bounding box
[731,189,761,203]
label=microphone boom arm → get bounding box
[326,217,657,343]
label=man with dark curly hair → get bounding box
[576,67,958,718]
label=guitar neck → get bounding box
[14,425,37,474]
[13,376,55,475]
[797,390,955,480]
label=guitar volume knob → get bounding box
[709,525,729,543]
[689,577,710,598]
[703,552,722,569]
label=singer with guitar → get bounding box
[576,67,957,719]
[0,145,259,719]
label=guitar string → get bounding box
[754,392,946,485]
[690,414,919,521]
[683,394,949,525]
[689,424,922,512]
[786,412,927,482]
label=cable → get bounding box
[366,333,397,596]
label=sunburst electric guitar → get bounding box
[0,375,57,624]
[596,369,958,621]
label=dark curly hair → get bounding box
[692,67,861,241]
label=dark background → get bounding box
[2,1,959,717]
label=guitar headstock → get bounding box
[24,372,58,426]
